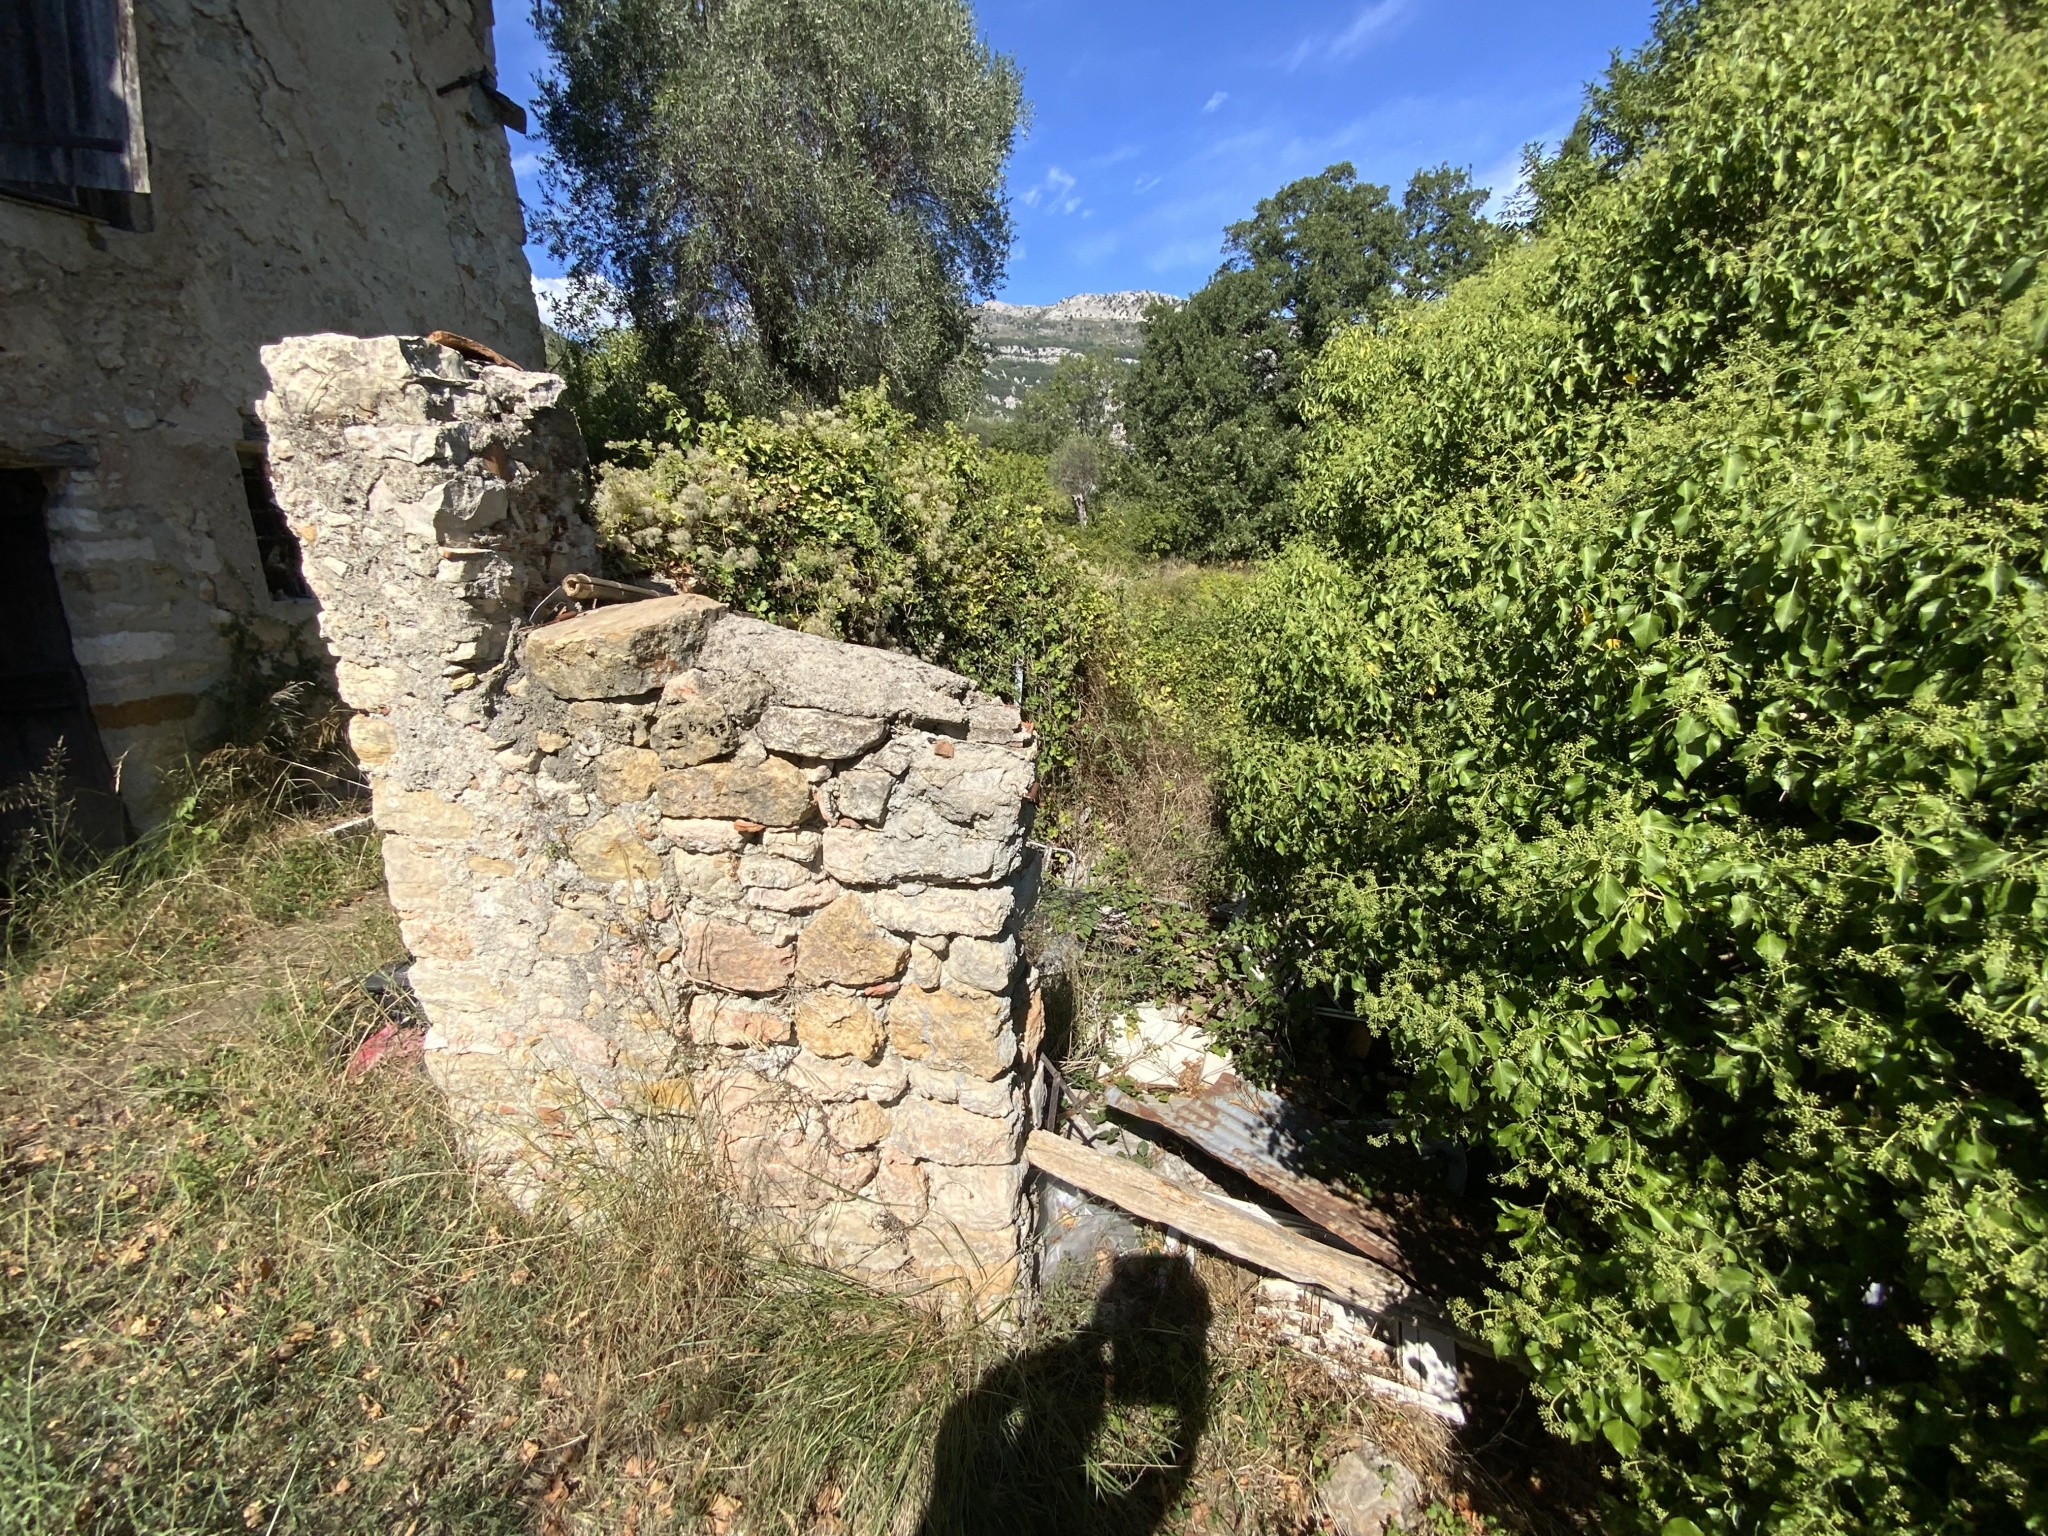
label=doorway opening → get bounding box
[0,468,129,866]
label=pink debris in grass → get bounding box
[345,1023,425,1080]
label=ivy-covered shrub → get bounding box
[591,388,1102,769]
[1225,1,2048,1530]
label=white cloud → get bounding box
[1288,0,1410,71]
[1087,143,1144,169]
[510,153,541,177]
[1022,166,1083,216]
[1203,90,1228,114]
[1133,174,1162,194]
[531,274,623,336]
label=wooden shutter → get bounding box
[0,0,151,231]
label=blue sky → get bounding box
[494,0,1656,307]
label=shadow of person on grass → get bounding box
[918,1252,1212,1536]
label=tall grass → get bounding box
[0,681,1455,1535]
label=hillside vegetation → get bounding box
[1222,0,2048,1529]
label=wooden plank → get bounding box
[1107,1081,1416,1280]
[1025,1129,1414,1315]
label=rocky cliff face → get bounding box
[974,291,1181,415]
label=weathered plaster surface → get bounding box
[260,336,1045,1316]
[0,1,540,814]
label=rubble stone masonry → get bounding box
[260,334,1041,1313]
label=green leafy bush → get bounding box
[1224,1,2048,1529]
[591,388,1102,769]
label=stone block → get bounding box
[793,991,885,1061]
[739,851,814,890]
[1319,1448,1422,1536]
[786,1050,909,1104]
[337,661,401,710]
[523,595,726,700]
[874,1150,928,1223]
[700,614,970,726]
[570,815,662,880]
[906,1063,1019,1118]
[348,714,399,767]
[382,836,453,912]
[908,1219,1020,1270]
[824,1097,891,1150]
[888,987,1016,1079]
[400,916,474,959]
[652,693,738,767]
[689,993,795,1048]
[374,784,476,840]
[869,884,1015,939]
[594,746,662,804]
[808,1198,908,1274]
[672,850,742,900]
[661,817,746,853]
[656,758,814,827]
[822,829,1019,887]
[888,1097,1021,1166]
[761,829,822,864]
[681,917,794,994]
[925,1161,1026,1231]
[754,704,888,761]
[408,959,518,1015]
[747,879,843,914]
[539,909,602,955]
[830,770,895,825]
[902,740,1034,834]
[946,935,1019,996]
[967,699,1022,742]
[796,893,909,987]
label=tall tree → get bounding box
[993,351,1130,456]
[533,0,1022,423]
[1126,163,1501,557]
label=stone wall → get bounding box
[1,0,540,818]
[260,334,1042,1315]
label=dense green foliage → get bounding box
[543,325,676,461]
[1224,0,2048,1529]
[532,0,1020,422]
[1125,164,1501,558]
[591,390,1101,768]
[983,351,1130,459]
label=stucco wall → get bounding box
[0,0,541,816]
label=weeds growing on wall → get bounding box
[1224,0,2048,1529]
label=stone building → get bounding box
[1,0,542,838]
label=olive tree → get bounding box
[532,0,1022,422]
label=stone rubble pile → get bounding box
[260,334,1041,1313]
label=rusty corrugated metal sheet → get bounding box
[1107,1077,1415,1282]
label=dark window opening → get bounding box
[240,453,314,602]
[0,468,129,863]
[0,0,153,232]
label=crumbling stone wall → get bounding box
[260,335,1041,1313]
